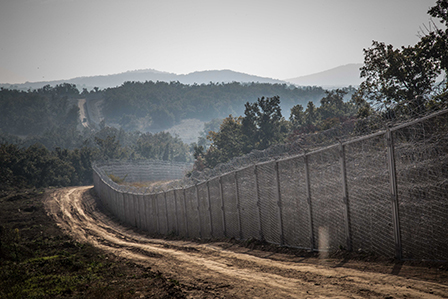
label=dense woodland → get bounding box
[1,0,447,192]
[102,81,333,130]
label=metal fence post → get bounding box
[143,193,149,232]
[123,192,129,225]
[219,177,227,237]
[195,184,202,238]
[174,190,179,235]
[339,142,352,251]
[183,188,189,238]
[304,153,315,251]
[386,129,403,260]
[234,171,243,239]
[275,161,285,245]
[254,165,264,241]
[206,181,214,237]
[155,194,160,234]
[164,192,169,233]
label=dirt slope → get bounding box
[45,186,448,298]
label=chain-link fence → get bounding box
[93,109,448,261]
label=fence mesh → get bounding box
[184,186,200,237]
[278,156,311,249]
[208,178,224,238]
[308,146,346,251]
[93,108,448,261]
[156,193,168,235]
[237,166,261,240]
[221,172,240,239]
[166,190,177,234]
[197,183,212,238]
[257,161,282,244]
[393,113,448,261]
[174,189,188,237]
[345,136,395,257]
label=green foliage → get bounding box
[197,96,288,169]
[0,143,95,191]
[357,0,448,117]
[102,81,327,130]
[359,41,440,111]
[135,131,190,162]
[0,84,80,136]
[204,115,245,168]
[242,96,286,150]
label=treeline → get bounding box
[194,90,358,169]
[102,81,334,130]
[0,84,81,136]
[0,125,191,191]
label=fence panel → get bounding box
[166,190,177,234]
[345,135,395,257]
[174,189,188,237]
[308,146,346,251]
[209,178,224,238]
[142,194,150,232]
[185,186,200,238]
[122,192,131,226]
[116,191,125,223]
[237,166,260,240]
[148,194,159,234]
[221,172,240,238]
[393,116,448,261]
[156,193,168,235]
[257,161,282,244]
[278,156,311,249]
[198,183,212,238]
[137,194,145,230]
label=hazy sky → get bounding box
[0,0,440,83]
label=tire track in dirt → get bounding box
[45,186,448,298]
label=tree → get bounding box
[318,89,351,119]
[304,101,317,126]
[241,96,284,151]
[359,41,440,112]
[358,0,448,115]
[290,104,304,128]
[204,115,244,168]
[94,135,125,160]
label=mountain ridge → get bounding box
[1,69,285,91]
[1,64,364,90]
[284,63,363,88]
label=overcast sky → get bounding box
[0,0,440,84]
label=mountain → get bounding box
[285,63,363,88]
[1,69,285,91]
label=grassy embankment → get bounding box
[0,188,185,299]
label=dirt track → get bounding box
[45,186,448,298]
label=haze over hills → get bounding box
[284,63,363,88]
[0,69,285,91]
[0,64,364,91]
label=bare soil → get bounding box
[45,186,448,298]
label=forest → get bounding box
[1,0,447,192]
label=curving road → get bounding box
[44,186,448,298]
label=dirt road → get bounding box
[45,186,448,298]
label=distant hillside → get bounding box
[1,69,285,91]
[285,63,363,88]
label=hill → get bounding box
[1,69,285,91]
[285,63,363,88]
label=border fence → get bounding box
[93,109,448,261]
